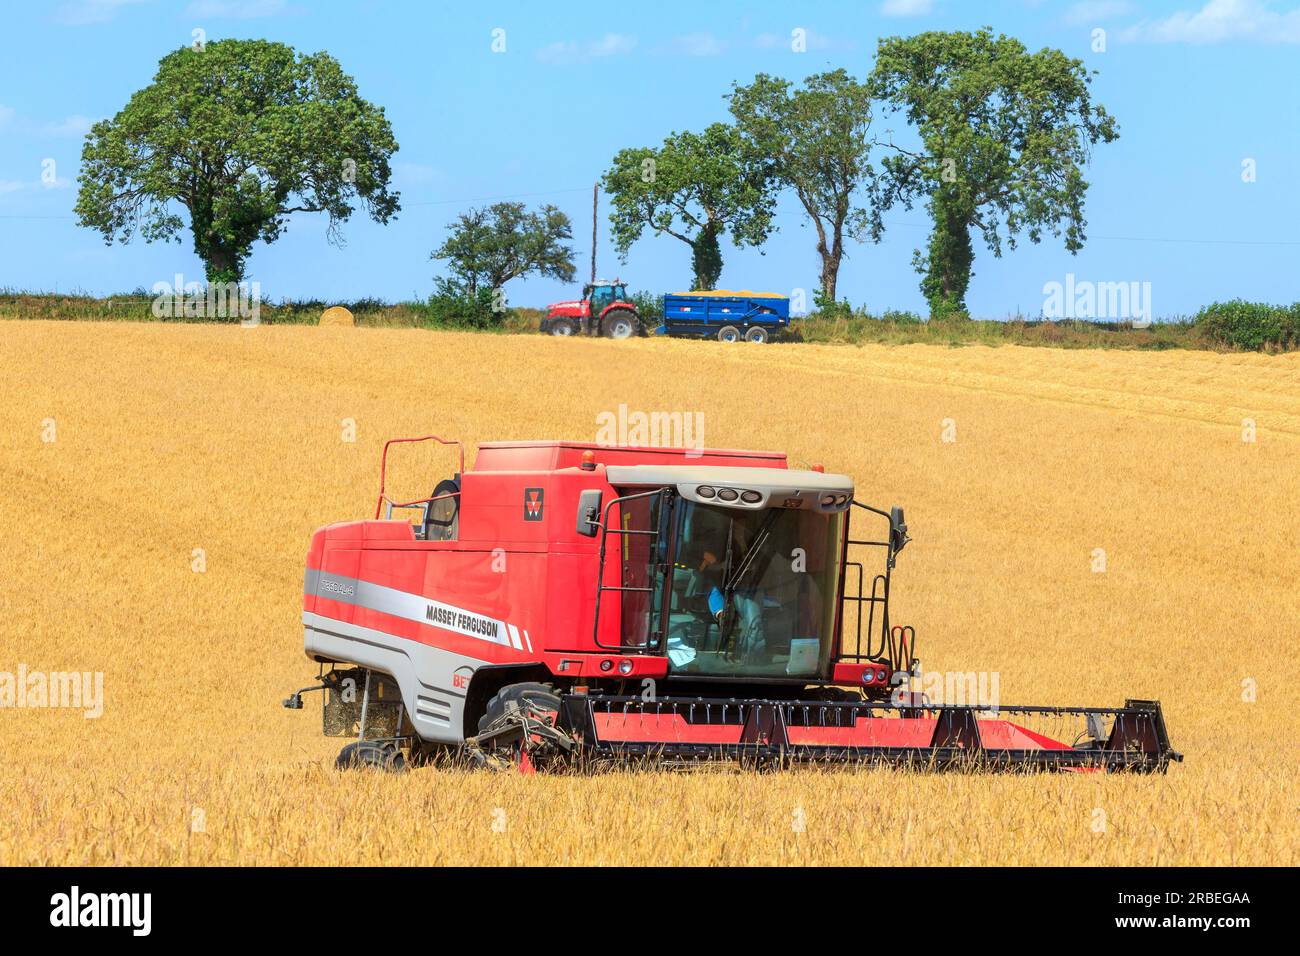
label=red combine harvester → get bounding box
[284,437,1180,773]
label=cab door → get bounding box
[588,284,615,323]
[593,488,673,653]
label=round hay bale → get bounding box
[319,306,355,327]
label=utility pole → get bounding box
[590,182,598,283]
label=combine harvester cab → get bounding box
[285,436,1180,774]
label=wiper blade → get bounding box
[724,509,781,595]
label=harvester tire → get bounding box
[478,682,561,739]
[601,310,638,340]
[717,325,740,343]
[549,319,576,336]
[336,741,407,773]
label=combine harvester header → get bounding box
[284,436,1180,774]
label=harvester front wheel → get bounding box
[475,681,563,767]
[479,682,561,736]
[549,318,576,336]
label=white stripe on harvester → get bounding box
[308,570,538,654]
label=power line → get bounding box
[401,186,593,207]
[1093,234,1300,247]
[0,185,594,222]
[4,203,1300,247]
[881,217,1300,247]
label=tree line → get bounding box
[605,29,1116,317]
[75,29,1116,320]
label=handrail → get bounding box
[381,489,461,520]
[592,488,669,652]
[837,501,895,665]
[374,435,465,519]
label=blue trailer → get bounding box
[656,290,791,343]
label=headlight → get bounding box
[836,494,850,505]
[821,494,836,506]
[599,659,613,672]
[717,488,739,502]
[618,659,634,675]
[740,490,761,504]
[696,485,716,498]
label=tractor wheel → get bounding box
[549,318,576,337]
[717,325,741,343]
[336,740,407,772]
[744,326,769,344]
[602,310,638,340]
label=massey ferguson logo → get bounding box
[524,487,544,521]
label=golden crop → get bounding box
[0,320,1296,866]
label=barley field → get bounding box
[0,319,1296,866]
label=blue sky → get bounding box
[1,0,1298,317]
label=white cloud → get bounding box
[881,0,933,16]
[536,41,580,64]
[43,114,94,137]
[0,107,97,139]
[537,33,637,64]
[1064,0,1135,25]
[55,0,149,26]
[0,175,71,195]
[184,0,288,17]
[1120,0,1300,43]
[670,32,725,56]
[588,33,637,57]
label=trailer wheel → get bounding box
[717,325,741,343]
[548,318,576,336]
[336,741,407,773]
[744,326,769,344]
[602,310,637,340]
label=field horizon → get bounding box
[1,319,1296,865]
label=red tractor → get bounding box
[284,436,1180,773]
[540,279,642,339]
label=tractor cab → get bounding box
[592,465,910,689]
[584,280,627,314]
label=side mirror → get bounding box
[576,489,603,537]
[889,506,910,557]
